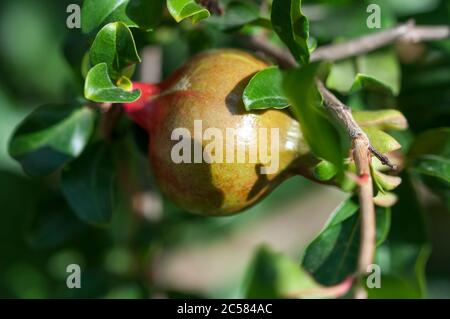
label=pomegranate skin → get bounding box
[124,49,316,216]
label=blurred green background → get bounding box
[0,0,449,298]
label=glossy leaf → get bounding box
[81,0,127,33]
[103,0,166,31]
[61,144,115,226]
[302,197,390,285]
[85,63,141,103]
[271,0,310,65]
[372,168,402,192]
[283,64,342,171]
[90,22,141,79]
[244,246,352,298]
[9,104,96,176]
[362,127,401,153]
[243,66,289,110]
[373,191,398,207]
[167,0,210,23]
[82,0,165,33]
[313,160,338,181]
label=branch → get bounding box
[316,81,377,300]
[242,20,450,65]
[315,80,396,169]
[310,20,450,62]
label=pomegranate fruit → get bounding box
[123,49,318,216]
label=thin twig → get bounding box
[352,137,375,299]
[242,20,450,65]
[310,20,450,62]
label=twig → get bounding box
[242,34,297,68]
[315,80,396,169]
[316,81,377,299]
[310,20,450,62]
[242,20,450,65]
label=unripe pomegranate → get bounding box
[123,49,318,216]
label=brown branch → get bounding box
[243,20,449,65]
[352,137,375,299]
[310,20,450,62]
[316,81,377,299]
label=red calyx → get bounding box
[122,82,161,130]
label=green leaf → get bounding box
[9,104,96,176]
[271,0,310,65]
[325,59,355,93]
[82,0,165,33]
[81,0,128,33]
[243,66,289,111]
[313,160,338,181]
[363,127,401,153]
[61,144,115,226]
[302,197,390,285]
[354,109,408,131]
[354,50,400,95]
[244,246,352,298]
[408,128,450,207]
[167,0,210,23]
[411,155,450,183]
[207,1,260,31]
[372,168,402,192]
[373,191,398,208]
[102,0,166,31]
[90,22,141,79]
[85,63,141,103]
[283,64,342,171]
[326,50,400,95]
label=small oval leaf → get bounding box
[81,0,127,33]
[90,22,141,79]
[271,0,310,65]
[243,66,289,111]
[9,104,96,176]
[85,63,141,103]
[363,127,401,153]
[354,109,408,130]
[313,159,338,181]
[167,0,210,23]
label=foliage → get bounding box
[0,0,449,299]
